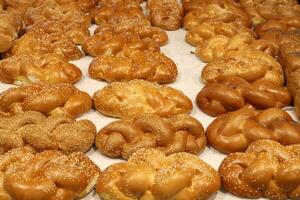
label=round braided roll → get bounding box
[97,148,220,200]
[207,107,300,154]
[0,82,92,118]
[196,77,291,116]
[0,146,100,200]
[96,114,206,159]
[219,139,300,199]
[0,111,96,155]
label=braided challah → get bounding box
[97,148,220,200]
[0,111,96,155]
[96,114,206,159]
[196,77,291,116]
[207,108,300,154]
[92,79,193,118]
[0,146,100,200]
[0,82,92,118]
[219,139,300,199]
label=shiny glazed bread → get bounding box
[182,0,241,12]
[0,82,92,118]
[196,33,278,62]
[89,50,177,83]
[207,108,300,154]
[147,0,184,31]
[201,50,284,86]
[97,148,220,200]
[5,30,83,60]
[96,114,206,159]
[92,79,193,118]
[196,77,291,116]
[0,146,100,200]
[0,111,96,154]
[0,53,82,85]
[185,21,257,47]
[219,139,300,199]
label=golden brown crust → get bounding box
[196,33,278,62]
[96,148,220,200]
[0,54,82,85]
[24,0,91,44]
[183,3,250,30]
[0,146,100,200]
[201,50,284,86]
[0,11,24,53]
[0,82,92,118]
[185,21,257,47]
[96,114,206,159]
[5,30,83,60]
[196,77,291,116]
[240,0,299,26]
[89,50,177,83]
[92,79,193,118]
[0,111,96,154]
[207,108,300,154]
[219,140,300,199]
[182,0,241,12]
[147,0,184,31]
[261,29,300,46]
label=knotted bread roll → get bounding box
[219,139,300,199]
[97,148,220,200]
[96,114,206,159]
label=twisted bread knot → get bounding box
[89,50,177,83]
[0,11,24,53]
[96,114,206,159]
[207,107,300,154]
[182,0,241,12]
[0,82,92,118]
[92,79,193,118]
[97,148,220,200]
[0,146,100,200]
[196,33,278,62]
[196,77,291,116]
[261,29,300,46]
[5,30,83,60]
[0,111,96,155]
[0,53,82,85]
[183,3,250,30]
[201,49,284,86]
[219,140,300,199]
[185,21,257,47]
[147,0,183,31]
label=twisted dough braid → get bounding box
[201,50,284,86]
[92,79,193,118]
[196,77,291,116]
[0,146,100,200]
[207,107,300,154]
[219,139,300,199]
[97,148,220,200]
[96,114,206,159]
[0,111,96,155]
[0,82,92,118]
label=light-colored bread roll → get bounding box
[185,21,257,47]
[219,140,300,199]
[5,30,83,60]
[196,77,291,116]
[89,50,177,83]
[207,108,300,154]
[97,148,220,200]
[92,79,193,118]
[147,0,184,31]
[0,53,82,85]
[96,114,206,159]
[0,146,100,200]
[0,111,96,155]
[196,33,278,62]
[0,82,92,118]
[201,50,284,86]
